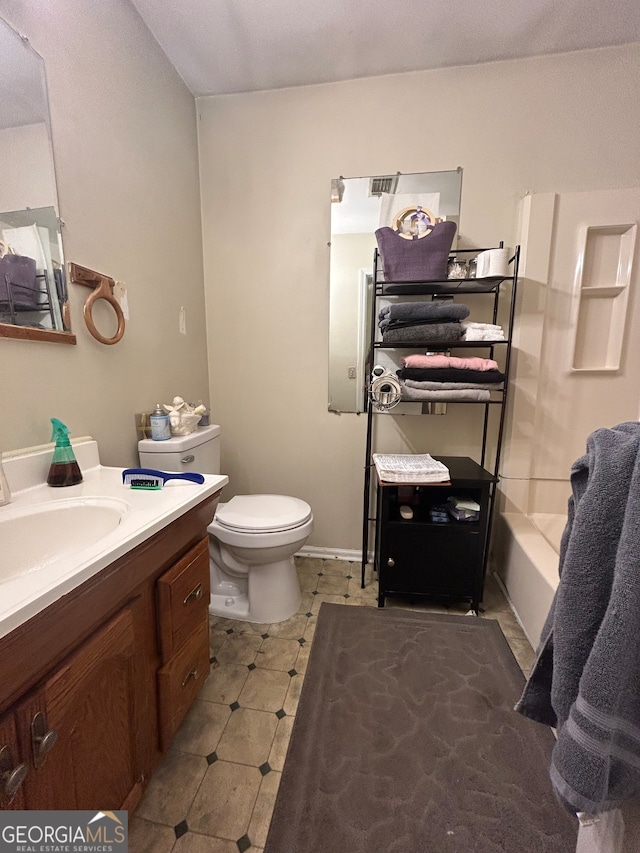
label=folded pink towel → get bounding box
[403,354,499,371]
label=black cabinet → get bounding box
[375,457,496,611]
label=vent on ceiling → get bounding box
[369,175,398,196]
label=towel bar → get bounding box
[68,262,125,345]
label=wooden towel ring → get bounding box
[68,262,125,345]
[392,206,437,241]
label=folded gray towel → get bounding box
[516,421,640,814]
[400,384,490,401]
[382,323,463,344]
[379,301,469,324]
[403,379,504,391]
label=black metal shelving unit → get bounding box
[360,243,521,610]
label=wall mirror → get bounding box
[0,16,74,344]
[328,169,462,413]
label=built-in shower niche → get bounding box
[571,222,637,372]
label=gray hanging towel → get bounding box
[516,421,640,815]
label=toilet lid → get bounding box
[215,494,312,533]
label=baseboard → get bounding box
[297,545,368,563]
[491,570,536,648]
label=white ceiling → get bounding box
[130,0,640,97]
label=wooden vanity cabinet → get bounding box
[0,494,219,812]
[0,712,26,810]
[156,540,211,749]
[14,605,139,811]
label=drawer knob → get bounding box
[31,712,58,768]
[387,558,395,568]
[0,746,28,802]
[181,666,199,689]
[181,455,195,463]
[183,583,204,606]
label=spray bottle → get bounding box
[150,403,171,441]
[47,419,83,487]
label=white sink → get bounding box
[0,496,131,584]
[0,438,228,639]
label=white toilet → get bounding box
[138,425,312,624]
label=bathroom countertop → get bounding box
[0,440,228,640]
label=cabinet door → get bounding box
[381,523,480,597]
[0,712,26,810]
[16,605,139,810]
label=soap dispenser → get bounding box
[47,418,83,487]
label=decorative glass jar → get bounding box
[447,257,468,279]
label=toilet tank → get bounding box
[138,424,221,474]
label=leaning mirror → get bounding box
[328,169,462,412]
[0,16,74,344]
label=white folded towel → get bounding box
[463,321,503,331]
[373,453,450,483]
[463,329,505,341]
[461,321,504,341]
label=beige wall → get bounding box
[0,0,208,465]
[198,44,640,550]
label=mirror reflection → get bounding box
[328,169,462,413]
[0,16,72,343]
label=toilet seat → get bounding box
[215,494,312,534]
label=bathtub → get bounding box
[492,510,565,647]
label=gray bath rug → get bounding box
[264,603,577,853]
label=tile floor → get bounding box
[129,557,535,853]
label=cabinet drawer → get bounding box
[157,620,210,750]
[382,524,480,596]
[157,537,210,663]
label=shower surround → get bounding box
[493,187,640,646]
